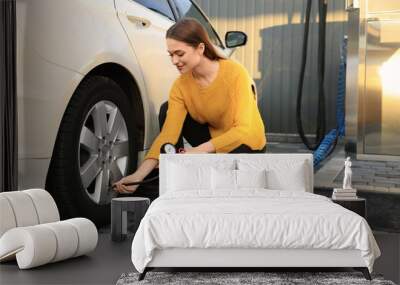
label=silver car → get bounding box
[16,0,247,224]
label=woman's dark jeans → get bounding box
[159,102,266,153]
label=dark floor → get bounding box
[1,229,399,285]
[0,230,133,285]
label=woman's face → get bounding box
[166,38,204,74]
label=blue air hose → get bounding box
[313,37,347,167]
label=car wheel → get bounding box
[47,76,138,226]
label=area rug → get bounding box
[116,271,396,285]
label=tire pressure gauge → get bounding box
[161,143,177,154]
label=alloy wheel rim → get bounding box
[78,100,130,205]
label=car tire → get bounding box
[47,76,138,226]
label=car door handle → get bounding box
[127,15,151,28]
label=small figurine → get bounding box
[343,157,353,190]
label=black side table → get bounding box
[332,197,366,218]
[111,197,150,242]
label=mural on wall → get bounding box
[195,0,347,135]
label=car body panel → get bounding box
[115,0,180,151]
[16,0,159,188]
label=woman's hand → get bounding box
[183,141,216,154]
[182,147,206,154]
[113,173,142,194]
[113,158,158,194]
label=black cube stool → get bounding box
[111,197,150,242]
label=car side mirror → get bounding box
[225,31,247,48]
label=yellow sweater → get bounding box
[145,59,266,160]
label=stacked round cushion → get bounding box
[0,189,98,269]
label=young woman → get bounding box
[113,18,266,193]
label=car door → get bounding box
[115,0,178,113]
